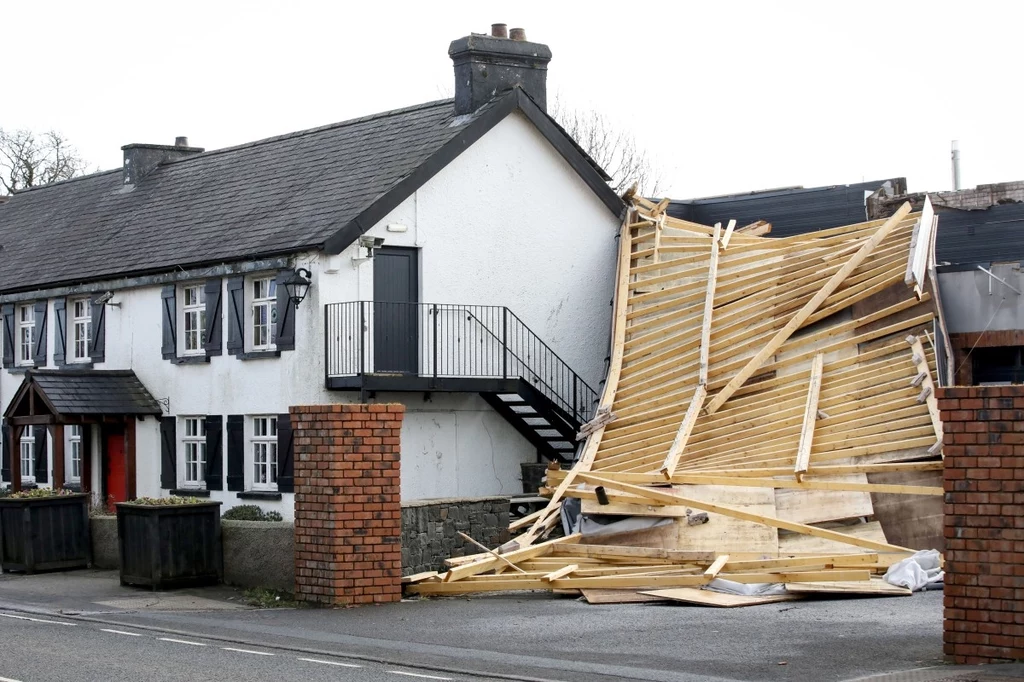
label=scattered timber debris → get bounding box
[405,195,946,605]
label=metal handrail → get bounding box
[324,301,598,423]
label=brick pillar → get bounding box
[938,386,1024,664]
[291,404,404,605]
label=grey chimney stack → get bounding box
[122,138,204,186]
[448,25,552,116]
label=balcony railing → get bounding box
[324,301,598,424]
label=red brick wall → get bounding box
[938,386,1024,664]
[291,404,404,606]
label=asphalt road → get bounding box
[74,591,946,682]
[0,611,498,682]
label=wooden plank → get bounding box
[719,219,737,250]
[794,353,824,481]
[542,564,579,582]
[580,474,916,554]
[778,521,890,555]
[906,334,943,452]
[704,201,914,415]
[774,475,874,525]
[443,534,581,583]
[640,588,801,608]
[660,385,707,479]
[581,589,671,604]
[704,555,729,578]
[735,220,771,236]
[401,571,440,584]
[699,223,722,385]
[552,544,717,563]
[785,578,911,596]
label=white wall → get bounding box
[0,108,620,515]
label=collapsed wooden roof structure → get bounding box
[407,195,947,602]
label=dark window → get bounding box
[972,346,1024,384]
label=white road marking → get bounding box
[387,672,453,681]
[222,647,274,656]
[0,613,74,626]
[298,657,363,668]
[0,675,23,682]
[158,637,207,646]
[100,628,142,637]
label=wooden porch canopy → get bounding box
[3,370,162,494]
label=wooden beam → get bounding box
[719,219,737,250]
[580,474,917,554]
[443,534,581,583]
[704,555,729,579]
[699,223,722,385]
[704,201,914,415]
[457,531,527,575]
[794,353,824,482]
[542,564,579,582]
[659,384,707,479]
[906,335,943,454]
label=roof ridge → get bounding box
[162,98,455,167]
[12,168,121,195]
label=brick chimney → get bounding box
[122,137,204,186]
[448,25,552,116]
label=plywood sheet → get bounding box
[774,474,873,524]
[778,520,888,555]
[868,470,944,551]
[641,588,801,608]
[785,578,911,596]
[581,589,669,604]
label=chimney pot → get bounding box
[175,136,189,147]
[491,23,508,38]
[509,27,526,41]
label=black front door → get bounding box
[373,247,419,374]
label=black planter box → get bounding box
[116,501,222,590]
[0,493,91,574]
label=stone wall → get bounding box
[222,520,294,592]
[401,496,511,575]
[938,386,1024,664]
[292,404,404,606]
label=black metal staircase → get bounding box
[324,301,597,463]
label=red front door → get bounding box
[104,430,127,505]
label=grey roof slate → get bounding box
[0,98,473,294]
[27,370,162,416]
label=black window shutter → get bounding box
[33,301,47,367]
[204,279,223,357]
[161,285,177,361]
[53,299,67,367]
[1,422,11,484]
[275,271,295,352]
[159,417,176,489]
[89,301,106,363]
[1,304,14,368]
[226,277,245,356]
[226,415,245,491]
[33,425,48,484]
[81,425,92,485]
[277,413,294,492]
[205,415,224,490]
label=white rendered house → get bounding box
[0,28,623,519]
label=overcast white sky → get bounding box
[4,0,1022,198]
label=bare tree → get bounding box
[0,128,87,194]
[550,98,663,197]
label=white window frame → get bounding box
[181,417,207,488]
[19,430,35,483]
[251,416,278,491]
[70,299,92,363]
[68,425,83,482]
[248,277,277,352]
[17,304,34,367]
[180,284,207,356]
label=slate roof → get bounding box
[24,370,162,416]
[0,90,621,297]
[933,203,1024,268]
[669,180,892,238]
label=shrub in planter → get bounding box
[0,489,91,574]
[222,505,283,522]
[116,497,222,590]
